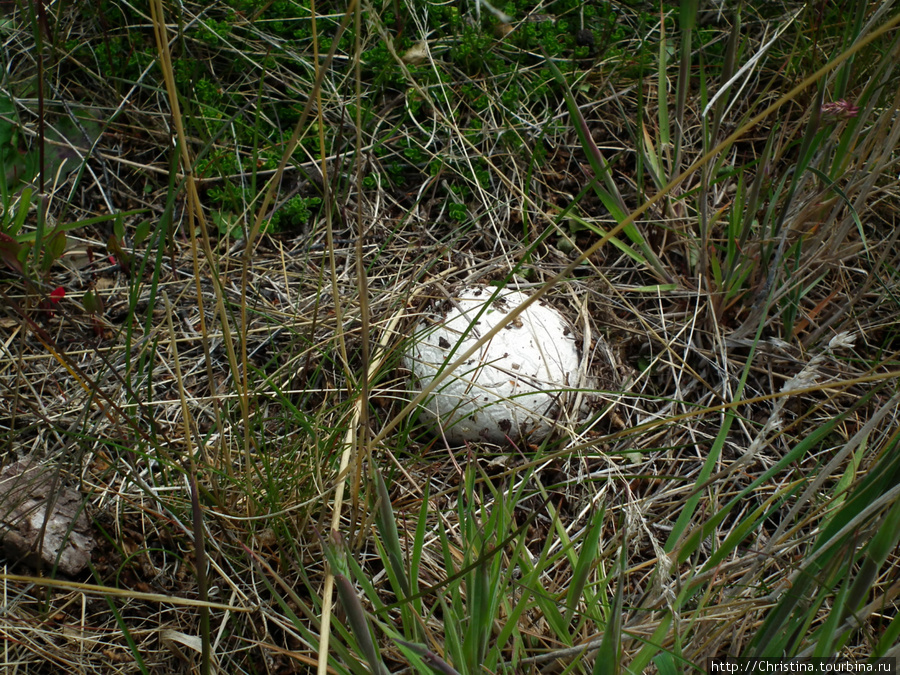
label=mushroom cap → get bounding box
[404,285,580,443]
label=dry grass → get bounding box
[1,0,899,673]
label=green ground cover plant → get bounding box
[1,0,899,672]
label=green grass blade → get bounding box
[592,523,624,675]
[565,503,605,623]
[373,466,412,598]
[334,573,389,675]
[747,433,900,655]
[543,51,668,279]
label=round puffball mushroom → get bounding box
[404,285,580,444]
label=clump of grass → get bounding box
[0,0,899,673]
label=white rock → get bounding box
[404,285,581,443]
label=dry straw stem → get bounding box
[149,0,247,483]
[238,4,359,526]
[318,298,418,675]
[369,10,900,451]
[162,290,213,672]
[572,367,900,458]
[0,573,251,612]
[147,0,362,496]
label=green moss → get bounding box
[198,17,232,45]
[269,196,322,232]
[448,202,468,223]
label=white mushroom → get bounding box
[404,285,581,444]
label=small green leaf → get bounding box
[565,504,605,622]
[133,220,152,247]
[41,230,66,272]
[7,186,32,235]
[212,210,242,237]
[83,289,104,315]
